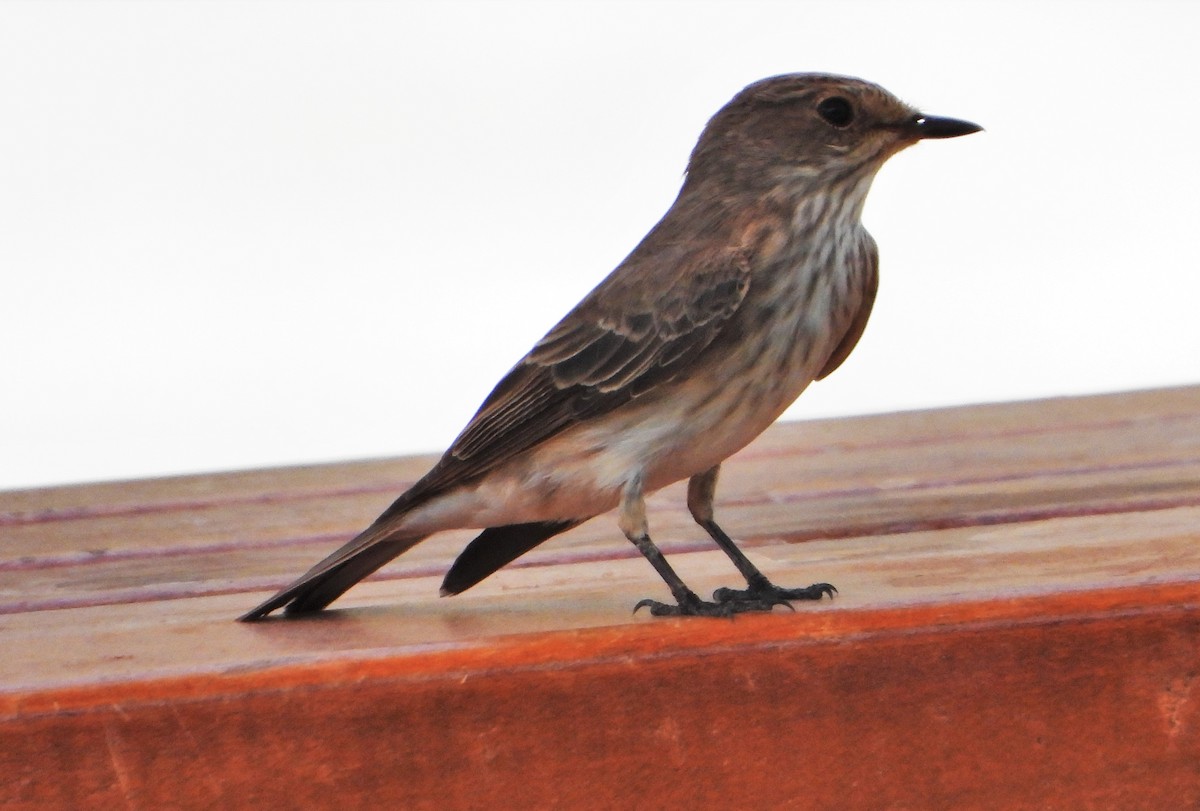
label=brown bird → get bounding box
[241,73,979,621]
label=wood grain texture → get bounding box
[3,386,1200,809]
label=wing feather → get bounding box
[407,247,752,500]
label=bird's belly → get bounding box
[512,345,824,516]
[432,385,784,529]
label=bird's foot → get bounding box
[713,580,837,604]
[633,589,791,617]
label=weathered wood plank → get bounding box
[2,386,1199,809]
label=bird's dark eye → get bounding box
[817,96,854,128]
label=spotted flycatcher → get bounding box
[241,74,980,620]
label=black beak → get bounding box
[910,114,982,140]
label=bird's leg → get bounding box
[687,466,836,605]
[621,473,767,617]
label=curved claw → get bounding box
[633,597,697,617]
[632,595,741,618]
[632,598,660,615]
[773,582,837,601]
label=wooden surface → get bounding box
[3,386,1200,809]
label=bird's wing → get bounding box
[405,245,753,501]
[815,234,878,380]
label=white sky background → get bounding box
[2,0,1197,491]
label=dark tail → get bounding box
[440,519,581,596]
[241,498,584,620]
[239,523,427,621]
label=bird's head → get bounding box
[687,74,981,190]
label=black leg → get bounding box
[623,469,796,617]
[628,532,783,617]
[686,465,834,608]
[699,518,836,605]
